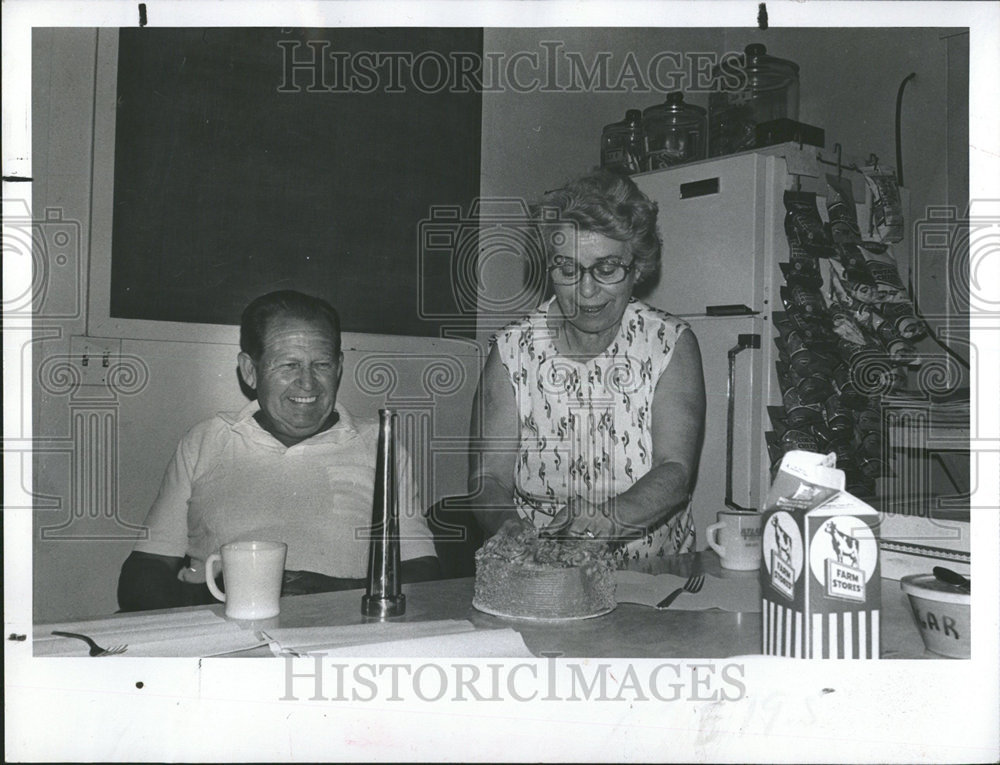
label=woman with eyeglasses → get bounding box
[466,169,706,563]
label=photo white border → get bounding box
[4,1,998,762]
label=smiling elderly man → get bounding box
[117,290,439,611]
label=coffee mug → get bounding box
[205,540,287,619]
[706,511,763,571]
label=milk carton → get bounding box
[761,450,881,658]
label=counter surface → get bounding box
[223,551,932,659]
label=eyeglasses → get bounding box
[548,257,635,286]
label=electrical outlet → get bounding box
[69,336,123,386]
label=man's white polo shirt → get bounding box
[135,401,436,578]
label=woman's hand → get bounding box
[546,497,616,539]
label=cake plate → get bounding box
[472,600,616,623]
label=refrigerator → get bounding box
[633,145,880,545]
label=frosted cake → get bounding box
[473,520,617,620]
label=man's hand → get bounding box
[117,551,186,612]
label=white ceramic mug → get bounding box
[205,540,287,619]
[706,511,763,571]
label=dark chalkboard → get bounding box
[110,28,483,336]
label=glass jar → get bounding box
[708,44,800,157]
[600,109,646,174]
[642,92,707,169]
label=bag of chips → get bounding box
[863,164,904,244]
[826,174,862,243]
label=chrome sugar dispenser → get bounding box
[361,408,406,618]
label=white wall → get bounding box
[33,27,966,621]
[33,28,107,623]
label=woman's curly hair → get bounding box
[532,169,661,284]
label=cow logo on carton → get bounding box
[810,516,878,603]
[762,511,803,600]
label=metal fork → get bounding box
[655,574,706,609]
[51,631,128,656]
